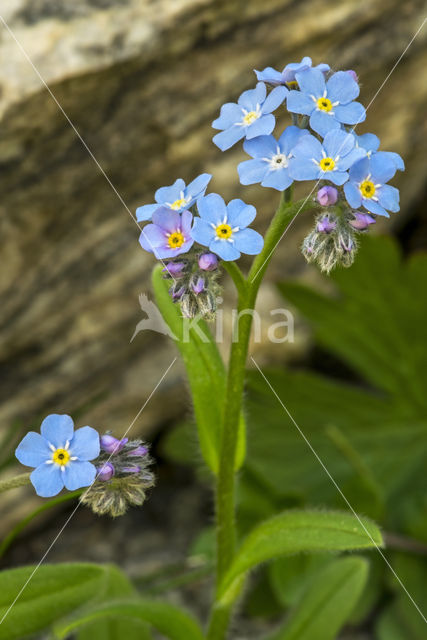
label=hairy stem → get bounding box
[0,472,31,493]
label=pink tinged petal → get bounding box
[197,193,227,225]
[226,199,257,227]
[139,224,166,252]
[63,460,97,491]
[334,102,366,125]
[40,414,74,449]
[30,464,64,497]
[70,426,100,461]
[153,238,194,259]
[180,210,193,235]
[326,71,360,103]
[261,85,288,113]
[152,207,182,233]
[15,431,52,468]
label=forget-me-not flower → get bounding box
[191,194,263,260]
[238,125,309,191]
[255,57,329,87]
[353,133,405,171]
[212,82,288,151]
[139,208,194,259]
[290,129,365,185]
[287,69,366,136]
[343,155,399,217]
[136,174,212,222]
[15,414,100,497]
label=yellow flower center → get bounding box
[286,80,298,89]
[52,448,71,466]
[243,111,259,125]
[215,223,233,239]
[359,180,376,198]
[167,231,185,248]
[170,198,187,210]
[316,97,333,112]
[319,157,335,172]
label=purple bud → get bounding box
[169,284,186,301]
[198,253,219,271]
[128,445,148,457]
[316,215,337,234]
[191,276,205,295]
[163,262,186,277]
[346,70,358,83]
[349,212,376,231]
[341,237,355,253]
[97,462,115,481]
[317,186,338,206]
[100,434,128,454]
[122,465,141,474]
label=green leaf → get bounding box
[270,557,369,640]
[0,563,109,639]
[55,599,205,640]
[218,510,382,603]
[152,265,245,473]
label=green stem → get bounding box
[208,194,316,639]
[0,473,31,493]
[222,261,248,299]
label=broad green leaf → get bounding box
[54,598,205,640]
[269,554,331,608]
[218,510,382,602]
[0,563,109,639]
[270,557,368,640]
[152,265,245,473]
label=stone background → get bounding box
[0,0,426,502]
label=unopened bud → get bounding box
[97,462,115,481]
[317,214,337,234]
[349,212,376,231]
[317,186,338,206]
[163,261,187,278]
[100,434,128,454]
[198,253,219,271]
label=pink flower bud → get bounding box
[349,212,376,230]
[100,434,128,454]
[198,253,219,271]
[97,462,115,481]
[317,186,338,206]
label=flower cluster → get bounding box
[213,57,404,272]
[80,433,155,517]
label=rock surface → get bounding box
[0,0,426,453]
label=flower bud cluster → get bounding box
[80,432,155,517]
[163,250,222,320]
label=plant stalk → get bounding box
[0,472,31,493]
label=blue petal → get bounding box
[40,414,74,449]
[243,135,277,158]
[286,90,314,116]
[326,71,360,103]
[344,182,362,208]
[233,228,264,255]
[139,224,165,252]
[70,426,100,461]
[363,198,389,217]
[254,67,284,85]
[337,147,366,171]
[261,168,293,191]
[191,219,215,246]
[152,208,182,233]
[213,125,245,151]
[334,101,366,125]
[278,126,309,155]
[246,114,275,139]
[349,157,369,182]
[153,238,193,259]
[227,199,256,228]
[377,185,400,212]
[357,133,380,153]
[291,133,323,161]
[30,464,64,497]
[64,460,97,491]
[209,239,240,261]
[212,103,242,129]
[15,432,51,468]
[288,158,319,181]
[155,179,185,205]
[185,173,212,198]
[310,110,340,137]
[295,68,325,97]
[369,152,397,183]
[323,129,355,159]
[198,193,227,224]
[238,158,269,185]
[261,86,288,113]
[136,204,159,222]
[382,151,404,171]
[238,83,266,110]
[327,170,349,186]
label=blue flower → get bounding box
[136,174,212,222]
[212,82,288,151]
[238,125,309,191]
[255,57,330,87]
[287,68,366,136]
[289,129,365,185]
[15,414,100,497]
[343,155,399,217]
[139,208,194,259]
[191,194,263,261]
[353,133,405,171]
